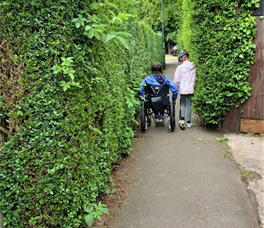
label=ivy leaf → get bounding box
[94,32,101,40]
[88,29,94,39]
[52,65,61,74]
[116,32,130,37]
[71,18,78,23]
[101,208,109,214]
[68,73,74,80]
[111,17,122,24]
[85,25,91,31]
[109,10,116,17]
[85,214,94,227]
[117,13,133,20]
[103,33,116,43]
[72,82,81,87]
[105,1,118,8]
[89,2,100,10]
[59,81,70,91]
[99,13,109,22]
[116,36,129,49]
[83,206,91,213]
[75,22,81,28]
[89,125,103,135]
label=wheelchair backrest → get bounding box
[145,82,170,109]
[145,82,169,99]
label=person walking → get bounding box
[173,50,196,129]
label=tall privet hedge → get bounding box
[182,0,260,125]
[0,0,162,227]
[141,22,164,71]
[182,0,197,63]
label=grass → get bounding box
[242,170,252,178]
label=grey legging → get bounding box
[181,94,193,122]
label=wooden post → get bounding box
[0,211,4,228]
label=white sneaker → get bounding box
[179,120,185,130]
[179,120,185,125]
[187,123,192,128]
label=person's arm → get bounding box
[173,67,181,88]
[168,78,178,101]
[138,78,146,101]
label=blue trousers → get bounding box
[181,94,193,122]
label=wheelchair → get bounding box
[140,82,176,132]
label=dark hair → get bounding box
[151,62,163,74]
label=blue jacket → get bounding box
[138,74,178,101]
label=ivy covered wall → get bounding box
[0,0,162,227]
[181,0,260,126]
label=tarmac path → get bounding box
[108,60,259,228]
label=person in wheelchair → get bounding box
[138,62,178,123]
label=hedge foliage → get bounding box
[138,0,183,44]
[0,0,163,227]
[181,0,260,125]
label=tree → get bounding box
[138,0,183,50]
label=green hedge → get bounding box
[182,0,197,63]
[181,0,260,125]
[0,0,162,227]
[141,22,163,71]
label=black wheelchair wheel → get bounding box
[170,101,175,132]
[140,102,145,132]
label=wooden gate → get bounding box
[222,4,264,133]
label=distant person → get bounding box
[172,45,178,56]
[173,50,196,129]
[173,45,178,51]
[139,62,178,122]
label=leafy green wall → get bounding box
[182,0,198,63]
[181,0,260,125]
[138,0,183,47]
[0,0,162,227]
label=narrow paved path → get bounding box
[109,60,259,228]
